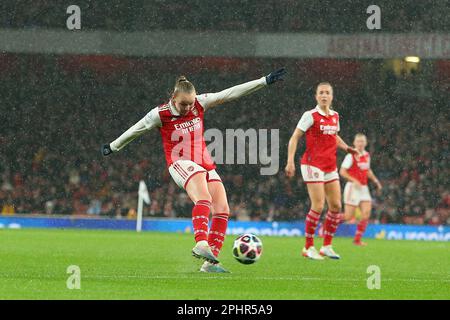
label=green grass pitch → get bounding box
[0,228,449,299]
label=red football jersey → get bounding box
[342,152,371,185]
[158,99,216,171]
[297,106,340,172]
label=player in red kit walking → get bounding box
[340,133,382,246]
[285,82,358,260]
[101,69,286,272]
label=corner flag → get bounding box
[137,180,150,232]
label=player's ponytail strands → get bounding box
[323,211,341,246]
[173,75,195,96]
[192,200,211,242]
[305,209,321,249]
[208,213,229,257]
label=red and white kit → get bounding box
[156,98,220,189]
[297,106,340,183]
[341,151,372,206]
[109,77,267,189]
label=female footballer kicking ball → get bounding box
[285,82,358,260]
[102,68,286,272]
[340,133,382,246]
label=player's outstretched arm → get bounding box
[197,68,286,110]
[102,108,161,156]
[285,128,304,178]
[336,135,359,155]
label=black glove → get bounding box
[101,143,113,156]
[265,68,286,85]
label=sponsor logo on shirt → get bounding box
[174,117,201,133]
[320,124,338,135]
[357,162,370,170]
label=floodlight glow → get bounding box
[405,56,420,63]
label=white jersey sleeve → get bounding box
[341,153,353,169]
[196,76,267,110]
[296,111,314,132]
[110,107,161,152]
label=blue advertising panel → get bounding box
[0,216,448,241]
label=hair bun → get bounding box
[173,75,195,95]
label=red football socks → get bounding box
[192,200,211,242]
[305,209,321,249]
[323,211,341,246]
[354,219,369,242]
[208,213,229,257]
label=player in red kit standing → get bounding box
[101,69,286,272]
[285,82,358,260]
[340,133,382,246]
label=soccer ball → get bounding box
[232,234,263,264]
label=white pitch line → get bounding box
[80,274,450,283]
[1,273,448,283]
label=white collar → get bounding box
[315,105,335,116]
[169,100,180,116]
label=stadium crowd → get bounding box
[1,0,448,33]
[0,55,448,225]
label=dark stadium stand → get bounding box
[0,0,448,33]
